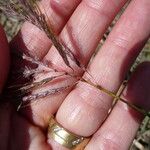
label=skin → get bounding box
[0,0,150,149]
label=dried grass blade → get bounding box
[0,0,81,69]
[22,84,74,102]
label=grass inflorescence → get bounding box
[0,0,149,118]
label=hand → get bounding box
[0,0,150,150]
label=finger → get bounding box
[9,0,81,126]
[0,26,10,149]
[0,25,9,92]
[56,0,150,137]
[24,0,128,128]
[10,0,81,59]
[44,0,127,69]
[86,62,150,150]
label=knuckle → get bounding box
[108,33,129,51]
[83,0,115,19]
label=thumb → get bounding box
[0,25,10,92]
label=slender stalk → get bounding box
[81,78,150,117]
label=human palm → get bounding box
[0,0,150,150]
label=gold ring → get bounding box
[48,117,90,150]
